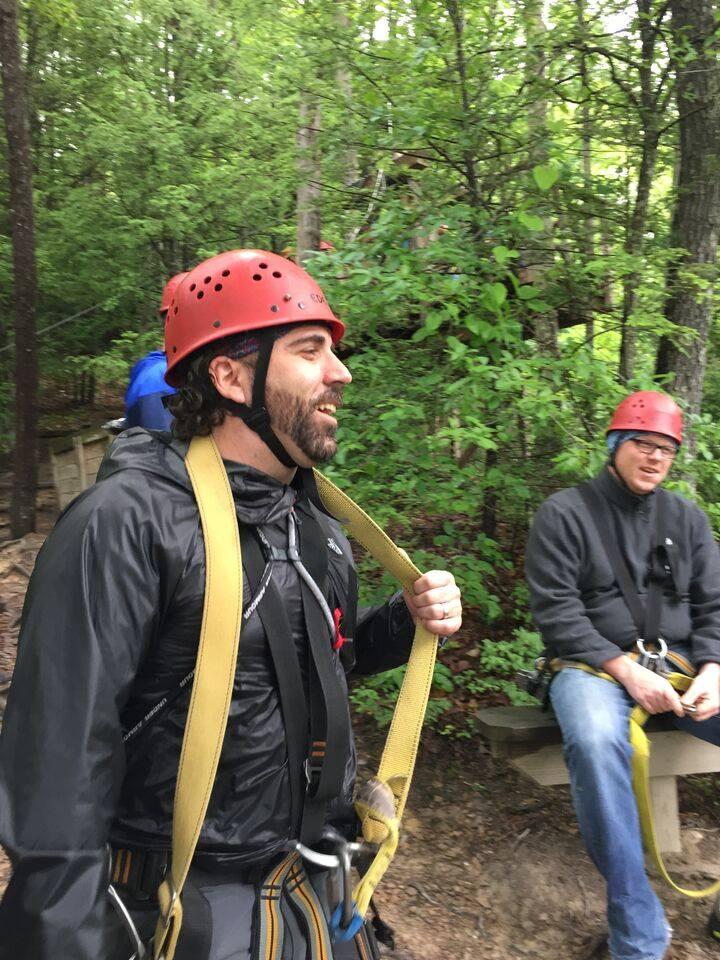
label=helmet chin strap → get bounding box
[221,334,299,470]
[608,451,643,496]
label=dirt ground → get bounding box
[1,481,719,959]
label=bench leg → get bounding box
[649,775,682,854]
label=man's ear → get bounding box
[208,356,249,405]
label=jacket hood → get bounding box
[97,428,297,525]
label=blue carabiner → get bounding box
[329,903,364,942]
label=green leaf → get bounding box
[518,212,545,232]
[517,285,540,301]
[446,335,467,357]
[484,282,507,309]
[491,245,519,265]
[424,311,444,332]
[527,299,552,312]
[532,164,560,191]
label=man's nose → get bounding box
[326,353,352,384]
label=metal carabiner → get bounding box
[295,828,367,933]
[107,884,148,960]
[636,637,668,674]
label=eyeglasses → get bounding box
[630,438,678,460]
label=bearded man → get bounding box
[0,250,462,960]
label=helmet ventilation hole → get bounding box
[253,274,262,281]
[259,262,268,269]
[222,269,230,277]
[271,305,279,312]
[272,271,282,278]
[215,283,223,291]
[172,346,177,353]
[204,276,211,284]
[190,283,197,292]
[298,302,306,309]
[197,291,204,299]
[283,294,292,301]
[213,320,221,328]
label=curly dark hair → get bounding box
[168,333,257,440]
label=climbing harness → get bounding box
[113,434,437,960]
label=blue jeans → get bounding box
[550,662,720,960]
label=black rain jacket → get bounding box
[0,430,414,959]
[525,466,720,669]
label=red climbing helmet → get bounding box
[607,391,683,445]
[164,250,344,386]
[159,272,189,317]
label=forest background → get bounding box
[1,0,720,737]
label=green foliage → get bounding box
[350,661,453,731]
[351,629,544,738]
[5,0,720,734]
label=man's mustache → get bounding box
[313,390,344,408]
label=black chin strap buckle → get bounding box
[242,405,272,432]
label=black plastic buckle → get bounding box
[244,406,271,432]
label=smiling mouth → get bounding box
[316,403,337,416]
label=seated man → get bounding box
[525,391,720,960]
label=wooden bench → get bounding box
[477,705,720,853]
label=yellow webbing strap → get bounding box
[629,673,720,899]
[153,435,243,960]
[552,658,720,899]
[312,469,437,917]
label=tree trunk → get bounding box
[619,0,664,383]
[446,0,481,208]
[619,134,659,381]
[334,1,359,187]
[576,0,594,349]
[296,95,322,265]
[522,0,558,353]
[0,0,38,537]
[655,0,720,425]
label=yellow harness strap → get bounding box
[629,673,720,899]
[312,469,437,917]
[551,657,720,899]
[153,436,244,960]
[152,438,435,958]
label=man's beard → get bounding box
[266,385,343,464]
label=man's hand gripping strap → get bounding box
[153,436,244,959]
[630,670,720,899]
[553,658,720,900]
[313,470,437,917]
